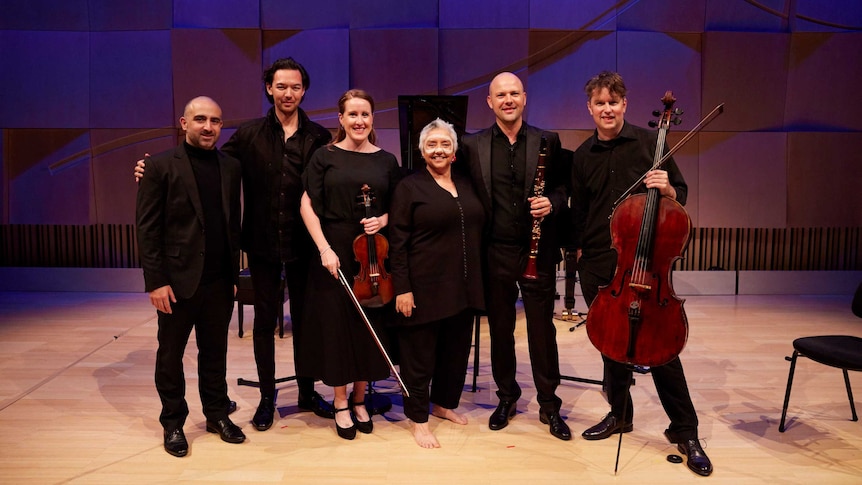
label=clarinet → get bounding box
[522,136,548,280]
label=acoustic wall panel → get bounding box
[617,0,707,33]
[666,131,701,227]
[527,30,615,131]
[89,0,172,31]
[439,0,529,29]
[617,31,702,132]
[0,31,90,128]
[697,132,787,227]
[263,29,351,126]
[261,0,349,29]
[349,29,439,129]
[91,129,175,224]
[529,0,619,30]
[90,31,174,129]
[5,129,92,224]
[438,29,530,131]
[170,29,262,126]
[786,132,862,227]
[702,32,790,132]
[795,0,862,32]
[785,32,862,131]
[0,0,89,31]
[349,0,439,29]
[705,0,790,32]
[173,0,259,29]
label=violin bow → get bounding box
[337,268,410,397]
[611,103,725,210]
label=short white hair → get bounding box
[418,118,458,152]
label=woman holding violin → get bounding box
[389,119,485,448]
[299,89,401,440]
[571,72,712,476]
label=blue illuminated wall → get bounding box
[1,0,861,232]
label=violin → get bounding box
[586,92,691,367]
[352,184,394,308]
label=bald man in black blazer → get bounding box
[459,72,571,441]
[137,96,244,457]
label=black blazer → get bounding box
[136,144,242,299]
[459,123,568,266]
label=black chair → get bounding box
[779,335,862,432]
[235,268,285,338]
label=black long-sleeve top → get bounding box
[220,107,331,263]
[571,121,688,279]
[389,169,486,326]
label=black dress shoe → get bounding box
[298,391,336,419]
[539,410,572,441]
[665,431,713,476]
[163,428,188,457]
[227,400,237,415]
[334,406,356,440]
[252,396,275,431]
[206,418,246,444]
[581,413,633,441]
[349,395,373,434]
[488,400,517,431]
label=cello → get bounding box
[352,184,394,308]
[586,91,691,368]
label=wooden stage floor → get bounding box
[0,291,860,484]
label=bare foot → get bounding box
[431,404,468,425]
[411,420,441,448]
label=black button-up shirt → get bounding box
[490,123,527,244]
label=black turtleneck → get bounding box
[185,141,230,284]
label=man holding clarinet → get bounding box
[459,72,571,441]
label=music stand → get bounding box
[553,147,603,387]
[398,95,469,172]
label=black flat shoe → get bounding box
[252,396,275,431]
[349,396,373,434]
[488,400,517,431]
[581,413,633,441]
[539,410,572,441]
[163,428,188,457]
[334,406,356,440]
[298,390,335,419]
[666,431,713,476]
[206,418,246,444]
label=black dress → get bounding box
[297,146,401,387]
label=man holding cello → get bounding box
[570,71,713,477]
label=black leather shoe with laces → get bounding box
[665,430,713,476]
[581,413,633,441]
[298,391,336,419]
[252,396,275,431]
[488,400,517,430]
[163,428,188,457]
[539,410,572,441]
[206,418,246,443]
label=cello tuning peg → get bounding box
[652,110,661,117]
[674,108,684,115]
[648,120,658,128]
[673,118,682,125]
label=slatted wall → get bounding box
[1,224,860,271]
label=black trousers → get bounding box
[486,242,562,414]
[155,277,233,431]
[247,253,315,399]
[398,310,475,423]
[579,264,699,440]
